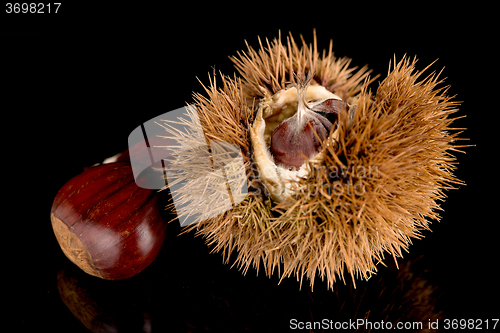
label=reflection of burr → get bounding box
[324,257,443,333]
[57,249,442,332]
[162,30,466,290]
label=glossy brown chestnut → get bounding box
[271,98,347,169]
[51,161,167,280]
[271,116,331,168]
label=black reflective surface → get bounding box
[4,5,497,332]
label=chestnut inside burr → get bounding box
[265,75,348,169]
[271,110,333,169]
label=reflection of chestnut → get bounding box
[51,161,167,280]
[57,266,153,332]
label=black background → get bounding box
[2,3,497,332]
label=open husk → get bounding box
[161,31,465,289]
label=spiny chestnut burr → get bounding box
[165,31,465,291]
[270,73,348,169]
[50,161,167,280]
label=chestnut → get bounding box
[271,115,331,168]
[50,161,168,280]
[270,73,348,169]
